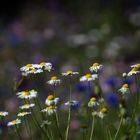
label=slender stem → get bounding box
[14,125,22,140]
[65,76,72,140]
[89,116,94,140]
[113,117,123,140]
[54,112,64,140]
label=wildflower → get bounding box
[20,64,36,72]
[92,107,108,119]
[17,89,37,99]
[88,97,99,108]
[7,119,21,127]
[47,76,61,86]
[136,117,140,124]
[39,62,52,72]
[131,63,140,68]
[89,63,102,73]
[41,106,57,115]
[0,111,8,117]
[127,68,140,76]
[118,84,129,94]
[122,73,127,77]
[19,104,35,109]
[80,73,98,82]
[106,93,119,108]
[62,70,79,76]
[65,100,80,107]
[17,112,31,117]
[45,95,60,106]
[26,68,43,74]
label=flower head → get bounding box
[131,63,140,68]
[80,74,98,82]
[17,112,31,117]
[118,84,129,94]
[62,70,79,76]
[88,97,99,108]
[65,100,80,107]
[47,76,61,86]
[127,68,140,76]
[19,104,35,110]
[17,89,37,99]
[89,63,102,73]
[92,107,108,119]
[45,95,60,106]
[39,62,52,72]
[41,106,57,115]
[0,111,8,117]
[7,119,21,127]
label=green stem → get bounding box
[89,116,94,140]
[113,117,123,140]
[65,76,72,140]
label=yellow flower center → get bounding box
[100,107,108,113]
[67,70,73,75]
[23,91,30,96]
[26,64,32,68]
[85,74,92,78]
[123,84,129,88]
[136,64,140,67]
[51,76,57,80]
[90,97,96,102]
[24,104,29,107]
[12,120,17,124]
[47,106,55,110]
[0,112,3,115]
[92,63,99,67]
[40,62,46,66]
[31,69,37,72]
[131,68,139,72]
[47,95,54,100]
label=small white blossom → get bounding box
[118,84,129,94]
[7,119,21,127]
[80,73,98,82]
[17,112,31,117]
[45,95,60,106]
[19,104,35,109]
[88,97,99,108]
[41,106,57,115]
[65,100,79,107]
[47,76,61,86]
[89,63,102,73]
[127,68,140,76]
[62,70,79,76]
[17,90,37,99]
[0,111,8,117]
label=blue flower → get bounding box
[123,78,133,85]
[136,117,140,124]
[75,83,87,92]
[106,77,117,87]
[106,92,119,108]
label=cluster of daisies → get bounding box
[1,61,140,135]
[20,62,52,76]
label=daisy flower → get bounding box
[7,118,21,127]
[41,106,57,115]
[80,73,98,82]
[26,68,43,75]
[89,63,102,73]
[118,84,129,94]
[65,100,80,107]
[131,63,140,68]
[19,104,35,109]
[88,97,99,108]
[39,62,52,72]
[17,112,31,117]
[127,68,140,76]
[17,89,37,99]
[92,107,108,119]
[45,95,60,106]
[47,76,61,86]
[62,70,79,76]
[0,111,8,117]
